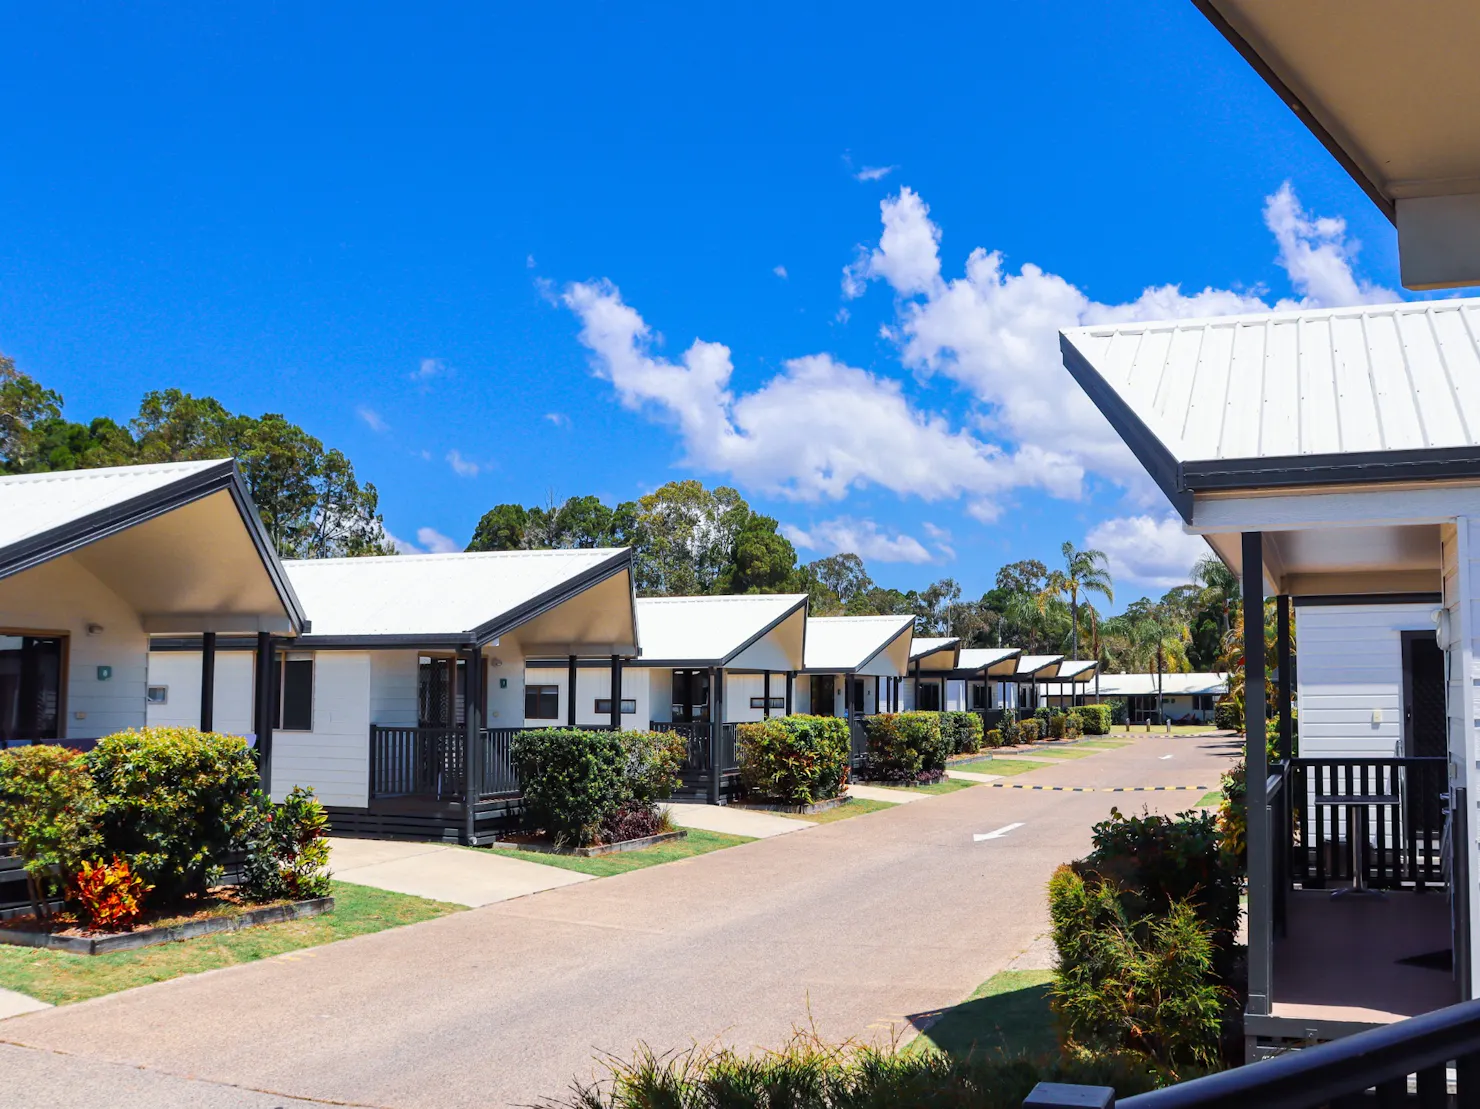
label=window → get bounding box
[749,696,785,710]
[276,657,313,731]
[594,698,636,715]
[526,684,559,720]
[851,678,865,713]
[0,635,63,742]
[917,682,942,711]
[147,685,169,705]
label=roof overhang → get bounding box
[1195,0,1480,289]
[1015,657,1064,680]
[629,595,810,669]
[801,616,914,677]
[910,638,960,671]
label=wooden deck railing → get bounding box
[650,721,739,774]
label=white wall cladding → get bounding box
[1295,603,1439,758]
[520,663,649,728]
[0,555,148,740]
[270,651,371,808]
[1443,518,1480,997]
[369,650,418,727]
[146,650,255,736]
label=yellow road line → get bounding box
[987,783,1211,793]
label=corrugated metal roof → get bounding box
[285,549,626,638]
[635,594,806,664]
[1014,654,1064,677]
[1054,659,1099,682]
[1062,299,1480,464]
[910,636,959,660]
[0,459,226,551]
[1090,672,1228,697]
[804,615,914,672]
[957,647,1020,672]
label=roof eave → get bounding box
[472,547,636,649]
[1181,445,1480,494]
[720,595,810,667]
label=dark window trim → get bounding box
[524,684,560,720]
[276,656,314,732]
[749,696,785,710]
[593,698,636,715]
[1292,593,1442,608]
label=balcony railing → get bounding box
[650,720,738,774]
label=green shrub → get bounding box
[997,707,1018,744]
[1078,704,1113,735]
[512,727,627,847]
[938,710,984,755]
[737,715,850,805]
[1048,865,1225,1075]
[86,728,260,901]
[1016,718,1042,744]
[1046,712,1068,740]
[1213,698,1240,731]
[1065,710,1085,739]
[1108,698,1128,726]
[240,785,333,902]
[0,745,102,919]
[620,729,686,806]
[1217,761,1246,868]
[861,712,948,783]
[985,728,1003,748]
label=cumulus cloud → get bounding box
[356,406,388,433]
[1263,181,1394,307]
[783,517,934,564]
[1086,515,1210,591]
[562,280,1081,514]
[446,449,480,477]
[773,265,788,279]
[388,527,461,555]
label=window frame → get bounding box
[593,697,637,716]
[275,656,314,732]
[525,684,560,720]
[749,695,785,710]
[146,685,169,705]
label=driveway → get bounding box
[0,733,1237,1109]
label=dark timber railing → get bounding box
[1024,997,1480,1108]
[653,721,739,775]
[369,726,465,800]
[848,717,868,768]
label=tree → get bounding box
[1040,541,1114,661]
[996,559,1049,595]
[803,553,873,611]
[467,503,531,551]
[26,415,136,472]
[1105,601,1191,721]
[0,354,64,472]
[717,512,800,594]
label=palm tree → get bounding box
[1040,541,1114,661]
[1192,554,1241,637]
[1104,603,1190,721]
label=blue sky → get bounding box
[0,2,1424,609]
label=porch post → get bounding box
[1243,531,1272,1018]
[609,654,621,730]
[785,671,793,715]
[912,661,920,709]
[464,646,482,845]
[199,631,216,732]
[763,671,771,719]
[567,655,577,727]
[708,667,722,804]
[873,675,880,715]
[1276,595,1293,762]
[252,632,275,794]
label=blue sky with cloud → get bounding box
[0,2,1432,608]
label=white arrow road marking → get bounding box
[974,822,1025,842]
[1160,754,1174,760]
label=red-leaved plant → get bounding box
[72,857,152,931]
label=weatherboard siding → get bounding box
[146,650,255,737]
[270,651,372,808]
[1443,518,1480,998]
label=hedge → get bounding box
[1078,704,1113,735]
[938,710,984,755]
[736,715,850,805]
[1016,718,1042,744]
[861,712,948,783]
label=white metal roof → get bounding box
[1054,659,1099,682]
[285,548,627,640]
[1061,298,1480,519]
[1014,654,1064,678]
[910,636,959,660]
[634,594,806,664]
[957,647,1021,673]
[804,615,914,673]
[1089,672,1229,697]
[0,459,226,550]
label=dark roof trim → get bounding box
[909,638,960,663]
[153,632,475,651]
[1191,1,1395,223]
[0,460,307,633]
[720,595,809,666]
[1060,334,1194,523]
[1014,658,1064,680]
[1293,593,1442,609]
[472,548,634,647]
[1181,445,1480,493]
[856,620,917,674]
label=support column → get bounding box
[1243,532,1272,1018]
[763,671,772,719]
[708,666,722,805]
[567,655,577,727]
[200,631,216,732]
[609,655,622,730]
[464,646,483,845]
[1276,595,1293,762]
[252,632,275,794]
[785,671,793,715]
[912,662,920,710]
[873,675,880,715]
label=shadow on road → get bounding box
[906,973,1057,1059]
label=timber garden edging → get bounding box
[0,896,336,955]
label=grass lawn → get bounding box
[0,881,463,1007]
[876,777,977,796]
[1110,724,1221,736]
[492,828,752,877]
[1197,790,1225,807]
[786,796,898,823]
[910,969,1057,1058]
[967,758,1054,777]
[1075,739,1133,749]
[1011,746,1093,760]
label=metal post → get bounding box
[785,671,793,715]
[763,671,771,719]
[873,674,880,715]
[708,666,722,804]
[252,632,275,794]
[200,631,216,732]
[1244,531,1272,1018]
[464,646,482,845]
[567,654,577,727]
[912,662,920,709]
[609,654,621,730]
[1277,594,1293,762]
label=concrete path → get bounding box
[847,782,926,803]
[328,837,592,907]
[665,802,810,838]
[946,770,1003,783]
[1,733,1238,1109]
[0,988,49,1021]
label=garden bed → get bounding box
[0,892,335,955]
[496,829,687,857]
[734,795,850,814]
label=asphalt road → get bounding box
[0,732,1239,1109]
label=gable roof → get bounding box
[1091,672,1228,698]
[803,615,914,674]
[1014,654,1064,679]
[910,635,960,670]
[956,647,1022,675]
[286,548,632,645]
[634,594,807,666]
[1054,659,1099,682]
[1060,298,1480,521]
[0,459,305,631]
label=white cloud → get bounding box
[843,186,942,299]
[1085,515,1210,592]
[773,265,788,279]
[356,406,388,433]
[1263,181,1395,307]
[388,527,461,554]
[854,165,897,182]
[526,254,537,269]
[545,412,571,428]
[413,357,449,382]
[446,449,480,477]
[784,517,934,564]
[562,280,1079,513]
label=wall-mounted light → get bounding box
[86,623,104,636]
[1433,607,1449,647]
